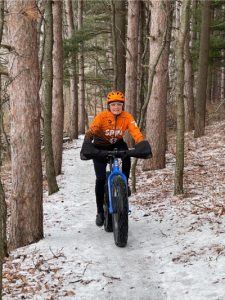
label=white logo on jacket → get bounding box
[105,129,123,137]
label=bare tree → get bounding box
[0,179,5,299]
[174,0,190,195]
[131,2,171,192]
[125,0,140,119]
[184,22,195,131]
[111,0,126,92]
[43,0,59,194]
[0,2,5,296]
[194,0,211,138]
[65,0,79,139]
[78,0,85,134]
[125,0,140,147]
[52,0,64,175]
[143,0,171,170]
[7,0,43,248]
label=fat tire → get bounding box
[104,172,113,232]
[112,176,128,247]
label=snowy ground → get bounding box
[3,121,225,300]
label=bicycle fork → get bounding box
[107,159,129,214]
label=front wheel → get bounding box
[112,176,128,247]
[104,172,113,232]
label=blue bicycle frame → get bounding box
[107,158,128,214]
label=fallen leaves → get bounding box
[3,248,72,299]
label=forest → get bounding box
[0,0,225,298]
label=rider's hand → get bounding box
[133,140,152,159]
[80,138,100,160]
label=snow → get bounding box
[3,121,225,299]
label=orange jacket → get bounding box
[85,110,144,146]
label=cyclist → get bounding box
[80,91,149,227]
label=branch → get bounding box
[187,200,211,210]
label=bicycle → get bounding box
[101,144,151,247]
[80,139,152,247]
[103,149,129,247]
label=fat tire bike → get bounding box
[80,140,152,247]
[103,146,153,247]
[103,150,129,247]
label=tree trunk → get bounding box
[43,0,59,195]
[143,0,171,170]
[125,0,140,147]
[131,2,171,192]
[194,0,211,138]
[0,0,7,256]
[0,2,4,295]
[174,0,190,195]
[184,23,195,131]
[52,0,64,176]
[206,64,212,103]
[65,0,79,139]
[125,0,139,119]
[111,0,126,92]
[221,50,225,101]
[7,0,43,248]
[0,180,3,300]
[78,0,85,134]
[137,1,149,118]
[212,68,221,103]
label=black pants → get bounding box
[93,140,131,214]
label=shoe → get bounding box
[96,212,104,227]
[128,185,131,197]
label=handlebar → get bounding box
[100,148,135,159]
[98,146,151,160]
[80,140,152,161]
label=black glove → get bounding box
[80,138,100,160]
[133,140,152,159]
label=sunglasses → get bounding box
[109,102,123,107]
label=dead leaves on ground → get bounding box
[172,244,225,265]
[132,120,225,223]
[3,248,75,299]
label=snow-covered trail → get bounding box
[41,139,165,299]
[3,139,164,299]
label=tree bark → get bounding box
[78,0,85,134]
[212,68,220,103]
[43,0,59,194]
[7,0,43,248]
[65,0,79,139]
[184,22,195,131]
[174,0,190,195]
[52,0,64,176]
[125,0,140,147]
[194,0,211,138]
[143,0,171,170]
[137,1,149,120]
[0,181,4,300]
[125,0,139,119]
[221,50,225,101]
[111,0,126,92]
[0,2,5,296]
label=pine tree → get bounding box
[7,0,43,248]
